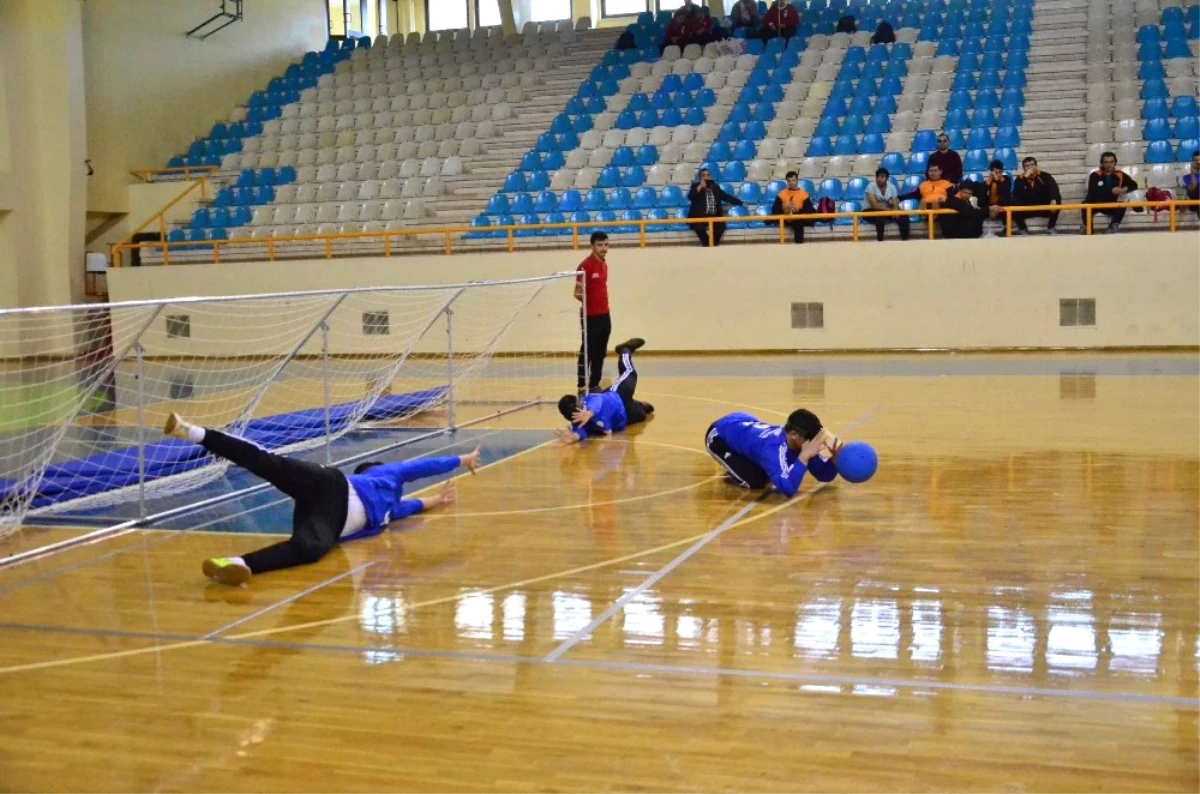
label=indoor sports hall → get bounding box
[0,1,1197,791]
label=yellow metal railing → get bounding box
[113,168,220,267]
[109,199,1200,267]
[128,165,219,183]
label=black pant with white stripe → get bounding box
[611,347,651,425]
[705,424,769,488]
[202,429,349,574]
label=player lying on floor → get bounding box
[163,412,479,585]
[555,337,655,445]
[704,409,843,497]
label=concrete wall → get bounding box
[107,234,1200,353]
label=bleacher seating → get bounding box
[145,0,1200,263]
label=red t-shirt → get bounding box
[577,254,609,317]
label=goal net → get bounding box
[0,273,578,538]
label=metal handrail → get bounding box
[108,199,1200,267]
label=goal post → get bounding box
[0,273,581,554]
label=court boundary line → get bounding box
[0,620,1194,709]
[202,561,374,640]
[544,492,770,662]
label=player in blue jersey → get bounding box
[555,337,654,444]
[705,409,842,498]
[163,412,480,585]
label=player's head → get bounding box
[783,408,822,450]
[989,159,1004,178]
[557,394,581,421]
[589,231,608,258]
[785,170,799,188]
[875,167,889,188]
[927,163,942,181]
[353,461,383,474]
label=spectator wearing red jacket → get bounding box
[763,0,800,41]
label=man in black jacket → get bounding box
[1081,151,1138,234]
[1011,156,1063,235]
[687,166,743,246]
[940,184,995,239]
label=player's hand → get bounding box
[434,481,456,508]
[823,434,844,458]
[799,430,826,464]
[461,446,481,474]
[571,408,594,425]
[555,428,581,445]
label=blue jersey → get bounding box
[572,391,628,441]
[711,412,838,497]
[342,456,461,541]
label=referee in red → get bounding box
[575,231,611,394]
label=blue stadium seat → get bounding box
[841,115,865,136]
[880,152,906,174]
[559,190,582,213]
[611,146,634,167]
[646,208,671,233]
[829,80,853,101]
[551,113,572,135]
[993,147,1018,170]
[1146,140,1174,163]
[821,98,848,119]
[971,107,997,128]
[503,172,526,193]
[807,136,833,157]
[615,111,637,130]
[486,194,510,215]
[510,193,535,215]
[1139,60,1166,80]
[534,191,558,213]
[723,161,747,182]
[737,182,762,204]
[947,91,972,113]
[637,109,659,128]
[995,126,1020,147]
[1137,24,1161,44]
[634,145,658,167]
[815,116,840,137]
[945,108,969,129]
[527,171,550,191]
[1172,96,1200,118]
[844,177,869,201]
[733,140,757,160]
[1003,70,1027,88]
[608,187,632,211]
[859,133,886,154]
[583,188,607,211]
[1178,139,1200,161]
[997,105,1023,126]
[866,113,891,134]
[621,166,646,187]
[569,210,591,228]
[964,127,993,147]
[848,96,873,117]
[232,206,252,226]
[944,128,966,149]
[1164,37,1191,58]
[536,132,558,154]
[661,74,683,93]
[902,175,923,194]
[191,208,211,228]
[874,94,898,115]
[974,89,1000,110]
[963,148,989,171]
[1144,117,1172,141]
[911,130,937,152]
[633,186,658,210]
[761,84,785,105]
[817,178,844,200]
[907,151,930,174]
[596,167,620,189]
[834,135,859,155]
[1141,79,1169,100]
[1176,116,1200,139]
[659,184,685,207]
[520,152,542,172]
[957,53,980,73]
[682,72,705,92]
[541,212,568,236]
[465,215,492,240]
[1001,87,1025,106]
[514,213,541,238]
[708,140,732,161]
[542,150,565,170]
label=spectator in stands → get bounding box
[871,20,896,44]
[763,0,800,41]
[688,166,743,247]
[731,0,762,36]
[688,5,719,47]
[770,171,817,243]
[941,184,996,239]
[864,167,910,241]
[901,163,952,237]
[1182,150,1200,217]
[665,8,695,51]
[1011,156,1062,235]
[927,133,963,187]
[1081,151,1137,234]
[981,159,1012,237]
[836,14,857,33]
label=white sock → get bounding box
[186,425,205,443]
[229,556,246,567]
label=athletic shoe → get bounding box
[1013,228,1028,236]
[640,401,654,415]
[614,337,645,354]
[202,557,252,586]
[1047,228,1060,236]
[163,412,194,440]
[1106,222,1121,234]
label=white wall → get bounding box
[107,233,1200,353]
[83,0,328,214]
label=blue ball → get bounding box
[836,441,878,484]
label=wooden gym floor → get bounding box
[0,353,1196,792]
